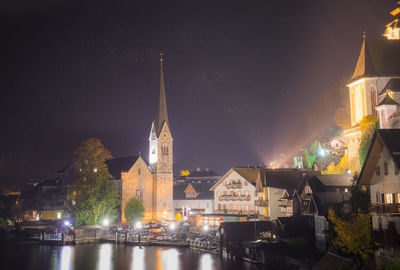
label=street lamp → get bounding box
[203,225,209,232]
[169,222,176,230]
[102,218,110,226]
[135,222,143,230]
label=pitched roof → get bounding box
[312,174,353,187]
[351,39,400,81]
[259,169,305,195]
[106,156,140,179]
[380,78,400,94]
[209,167,259,191]
[377,93,400,106]
[359,129,400,185]
[232,167,259,183]
[173,180,216,200]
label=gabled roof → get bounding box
[359,129,400,185]
[209,167,259,191]
[106,156,140,180]
[351,39,400,82]
[377,93,400,106]
[312,174,353,188]
[259,169,307,195]
[173,180,215,200]
[379,78,400,94]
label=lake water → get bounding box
[0,243,262,270]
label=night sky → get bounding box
[0,0,396,187]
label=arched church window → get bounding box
[370,87,377,116]
[136,189,143,202]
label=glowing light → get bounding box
[64,220,70,226]
[203,225,209,232]
[97,244,112,270]
[163,211,167,215]
[319,149,325,156]
[93,167,98,173]
[346,169,351,175]
[102,218,110,226]
[135,222,143,230]
[57,212,62,219]
[169,222,176,230]
[60,246,73,270]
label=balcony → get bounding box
[225,183,243,189]
[219,195,250,201]
[371,203,400,215]
[255,200,268,207]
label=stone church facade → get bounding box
[121,55,173,223]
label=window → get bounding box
[386,193,394,204]
[161,146,169,155]
[246,205,250,212]
[138,168,141,175]
[57,212,62,219]
[230,204,234,210]
[245,190,249,196]
[237,205,241,211]
[395,165,399,175]
[217,191,221,197]
[376,166,381,176]
[376,192,380,203]
[223,204,226,210]
[218,204,221,210]
[384,163,389,175]
[344,188,348,193]
[382,193,385,204]
[370,88,377,116]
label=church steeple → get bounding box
[155,53,169,136]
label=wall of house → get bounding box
[173,199,214,214]
[370,146,400,232]
[267,187,291,220]
[214,171,258,214]
[121,157,154,223]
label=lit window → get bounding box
[344,188,348,193]
[217,191,221,197]
[237,205,241,211]
[386,193,394,204]
[245,190,249,196]
[246,205,250,212]
[57,212,62,219]
[230,204,234,210]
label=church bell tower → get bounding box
[149,53,173,220]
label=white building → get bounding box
[210,167,260,215]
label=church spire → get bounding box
[155,52,169,136]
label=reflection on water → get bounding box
[1,243,262,270]
[131,246,145,270]
[61,246,73,270]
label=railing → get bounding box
[219,195,250,201]
[254,200,268,207]
[225,183,243,189]
[371,203,400,215]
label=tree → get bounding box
[124,198,145,225]
[359,115,378,167]
[302,148,311,168]
[328,209,373,267]
[349,176,370,213]
[72,138,113,194]
[73,172,120,226]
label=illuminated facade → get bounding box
[383,4,400,40]
[344,34,400,171]
[121,54,173,223]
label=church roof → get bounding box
[377,94,400,106]
[351,39,400,82]
[154,54,170,136]
[379,78,400,94]
[106,156,140,180]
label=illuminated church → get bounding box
[344,3,400,171]
[110,54,173,223]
